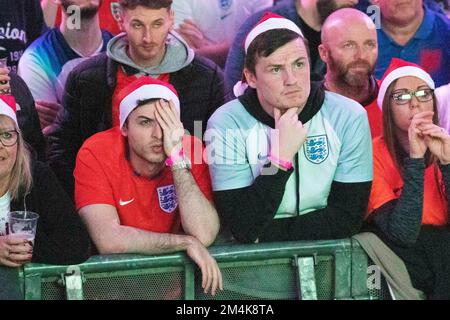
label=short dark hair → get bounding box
[119,0,172,10]
[244,29,309,75]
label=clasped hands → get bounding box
[409,111,450,165]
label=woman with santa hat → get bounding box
[0,94,89,268]
[366,58,450,299]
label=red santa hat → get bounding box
[0,95,18,126]
[234,12,304,97]
[378,58,435,109]
[118,76,180,129]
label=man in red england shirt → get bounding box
[74,76,222,295]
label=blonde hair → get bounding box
[0,116,32,200]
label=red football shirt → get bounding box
[74,127,212,233]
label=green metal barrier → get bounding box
[17,239,389,300]
[0,266,23,300]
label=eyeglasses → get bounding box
[390,88,434,105]
[0,130,18,147]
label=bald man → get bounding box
[319,8,382,137]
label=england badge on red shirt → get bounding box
[157,185,178,214]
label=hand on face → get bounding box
[186,236,223,296]
[270,107,307,162]
[0,235,33,268]
[154,99,185,157]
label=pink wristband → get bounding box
[165,148,184,167]
[268,153,292,170]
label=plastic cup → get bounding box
[8,211,39,246]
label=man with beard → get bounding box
[319,8,382,137]
[224,0,359,97]
[18,0,113,135]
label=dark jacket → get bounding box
[11,160,90,265]
[48,52,225,197]
[10,73,46,161]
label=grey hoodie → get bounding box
[106,30,195,76]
